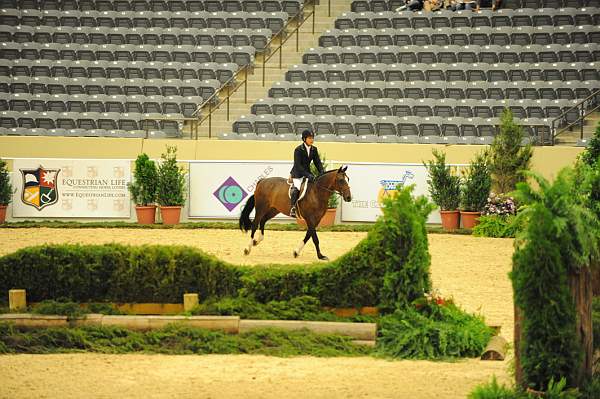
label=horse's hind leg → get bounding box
[254,208,278,247]
[293,229,312,258]
[244,204,267,255]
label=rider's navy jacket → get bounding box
[290,144,324,179]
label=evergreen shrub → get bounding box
[128,153,158,206]
[0,158,12,205]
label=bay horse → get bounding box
[238,166,352,260]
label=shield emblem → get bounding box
[20,167,60,211]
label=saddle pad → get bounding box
[288,177,309,201]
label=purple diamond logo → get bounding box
[213,176,248,212]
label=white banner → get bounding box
[188,160,294,218]
[11,159,131,218]
[340,162,462,224]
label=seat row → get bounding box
[0,93,204,116]
[1,26,272,49]
[0,58,245,81]
[268,80,598,101]
[319,26,599,47]
[335,9,600,30]
[250,97,581,122]
[1,43,255,65]
[1,0,302,14]
[0,9,288,31]
[231,114,552,141]
[0,110,185,135]
[350,0,592,12]
[0,126,176,138]
[284,62,600,83]
[303,44,600,65]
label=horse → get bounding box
[238,166,352,260]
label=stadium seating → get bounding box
[234,2,600,144]
[0,1,301,137]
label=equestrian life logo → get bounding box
[21,167,60,211]
[213,176,248,212]
[377,171,416,205]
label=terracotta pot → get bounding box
[0,204,7,223]
[135,205,156,225]
[160,206,182,225]
[439,210,460,231]
[296,208,337,228]
[460,211,481,229]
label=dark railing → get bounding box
[190,0,317,139]
[261,0,317,86]
[193,63,250,139]
[550,89,600,145]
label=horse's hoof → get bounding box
[244,248,250,256]
[293,251,299,258]
[318,255,329,261]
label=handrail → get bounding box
[550,89,600,145]
[189,0,318,139]
[194,63,250,139]
[261,0,317,86]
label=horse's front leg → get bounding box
[294,229,312,258]
[310,227,328,261]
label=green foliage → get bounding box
[128,153,158,206]
[424,150,461,211]
[0,322,371,357]
[310,154,339,209]
[511,169,600,391]
[468,376,526,399]
[489,109,533,194]
[581,123,600,167]
[592,297,600,352]
[472,215,524,238]
[461,151,492,212]
[580,377,600,399]
[31,300,87,318]
[191,296,377,323]
[376,302,493,359]
[468,377,581,399]
[156,146,186,206]
[0,158,13,205]
[0,186,433,309]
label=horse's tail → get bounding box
[239,194,255,232]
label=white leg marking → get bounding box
[253,231,264,246]
[244,237,253,255]
[293,241,305,258]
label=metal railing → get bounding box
[261,0,317,86]
[193,63,250,139]
[190,0,318,139]
[550,89,600,145]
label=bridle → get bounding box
[314,172,350,198]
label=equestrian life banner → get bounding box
[338,162,462,224]
[11,158,131,218]
[188,160,294,218]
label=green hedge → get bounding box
[0,185,434,309]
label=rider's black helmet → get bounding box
[301,129,314,142]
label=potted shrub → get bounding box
[156,146,186,225]
[128,153,158,224]
[424,149,461,230]
[0,158,13,223]
[460,151,492,229]
[297,155,338,227]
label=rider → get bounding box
[289,129,324,218]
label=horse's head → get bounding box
[334,166,352,202]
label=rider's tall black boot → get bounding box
[290,188,299,218]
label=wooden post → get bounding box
[183,293,199,312]
[569,267,593,385]
[9,289,26,311]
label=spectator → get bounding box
[396,0,425,11]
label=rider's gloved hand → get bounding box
[307,175,315,183]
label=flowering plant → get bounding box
[414,289,453,311]
[482,193,516,216]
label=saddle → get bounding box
[287,175,309,201]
